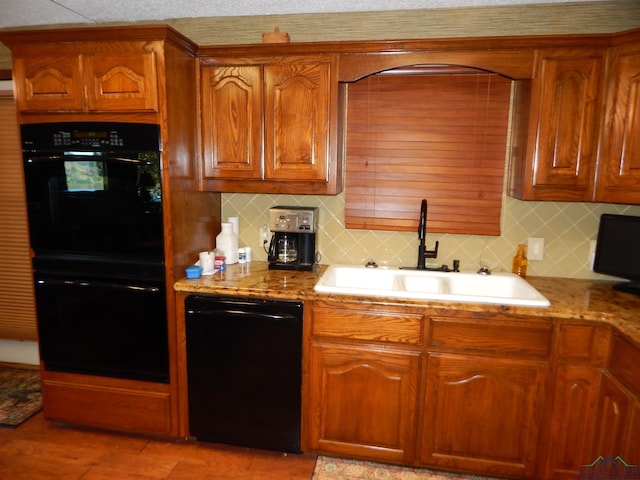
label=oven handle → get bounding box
[35,277,161,293]
[26,154,153,165]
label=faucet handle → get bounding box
[425,240,439,259]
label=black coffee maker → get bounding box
[268,206,318,271]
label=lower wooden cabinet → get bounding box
[591,372,634,459]
[40,370,175,437]
[306,301,640,478]
[419,353,548,478]
[592,334,640,465]
[308,344,420,463]
[543,366,602,479]
[543,323,611,478]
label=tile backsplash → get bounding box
[222,192,640,280]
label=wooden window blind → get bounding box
[344,70,512,235]
[0,94,37,341]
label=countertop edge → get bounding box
[174,262,640,345]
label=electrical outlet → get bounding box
[528,237,544,261]
[259,224,270,246]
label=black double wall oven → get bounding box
[22,122,169,383]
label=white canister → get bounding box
[228,216,239,235]
[199,251,214,275]
[216,223,239,264]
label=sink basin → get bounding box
[314,265,550,307]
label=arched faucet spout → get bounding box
[416,198,438,270]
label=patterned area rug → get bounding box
[0,364,42,428]
[313,456,501,480]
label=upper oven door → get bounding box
[23,150,164,260]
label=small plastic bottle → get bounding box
[512,244,528,278]
[216,222,239,264]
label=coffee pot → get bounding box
[276,234,298,263]
[267,206,318,271]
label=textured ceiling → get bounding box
[0,0,606,29]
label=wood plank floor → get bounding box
[0,412,318,479]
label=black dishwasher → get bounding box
[185,294,303,453]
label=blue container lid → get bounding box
[185,265,203,279]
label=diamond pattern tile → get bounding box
[223,192,640,279]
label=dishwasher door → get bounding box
[185,295,303,453]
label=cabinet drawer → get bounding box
[428,316,552,358]
[312,307,423,345]
[557,323,611,365]
[42,381,171,435]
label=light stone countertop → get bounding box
[174,261,640,344]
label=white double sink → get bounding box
[314,265,550,307]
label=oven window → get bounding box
[24,153,164,259]
[64,160,105,192]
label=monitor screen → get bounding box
[593,213,640,295]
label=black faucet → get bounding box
[417,199,438,270]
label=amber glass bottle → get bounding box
[512,244,528,278]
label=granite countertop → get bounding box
[174,261,640,343]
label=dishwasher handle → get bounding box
[186,307,298,321]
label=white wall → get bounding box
[0,340,39,365]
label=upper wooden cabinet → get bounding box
[509,48,606,201]
[510,29,640,205]
[199,54,342,195]
[12,50,159,114]
[594,36,640,203]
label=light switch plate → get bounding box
[528,237,544,261]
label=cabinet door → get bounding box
[595,44,640,203]
[200,65,263,180]
[84,52,159,112]
[420,353,547,478]
[264,59,330,182]
[591,372,634,459]
[13,55,84,112]
[544,366,601,479]
[623,400,640,463]
[520,49,604,201]
[308,343,420,463]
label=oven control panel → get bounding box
[21,122,160,152]
[269,206,318,233]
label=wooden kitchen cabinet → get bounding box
[13,50,158,113]
[307,303,423,463]
[419,315,552,478]
[309,344,420,463]
[509,48,606,201]
[200,65,262,180]
[199,54,342,194]
[594,32,640,204]
[421,354,547,477]
[1,25,221,439]
[592,333,640,464]
[591,372,634,459]
[543,323,611,479]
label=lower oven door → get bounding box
[34,274,169,383]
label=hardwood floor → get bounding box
[0,412,317,479]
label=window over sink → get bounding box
[343,66,512,236]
